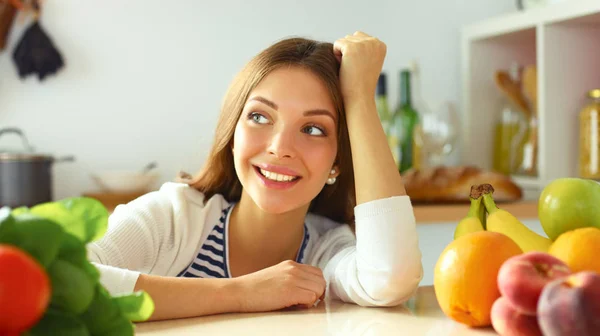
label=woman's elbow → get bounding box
[359,261,424,307]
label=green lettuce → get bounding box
[0,197,154,335]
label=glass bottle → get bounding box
[492,63,529,174]
[394,69,420,173]
[492,99,528,174]
[578,89,600,179]
[408,61,428,170]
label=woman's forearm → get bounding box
[345,98,407,204]
[134,274,242,321]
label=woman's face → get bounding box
[233,66,340,214]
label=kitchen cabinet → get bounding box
[461,0,600,200]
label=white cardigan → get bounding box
[87,182,423,307]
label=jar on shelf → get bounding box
[492,63,530,175]
[493,98,529,175]
[578,89,600,179]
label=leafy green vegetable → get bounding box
[11,213,65,268]
[80,285,134,335]
[27,197,108,244]
[99,317,135,336]
[56,197,109,243]
[2,197,154,336]
[112,291,155,322]
[0,206,20,245]
[48,259,95,314]
[10,206,30,216]
[57,233,100,282]
[24,308,90,336]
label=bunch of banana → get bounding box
[481,184,551,252]
[454,183,552,253]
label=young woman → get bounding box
[88,31,423,321]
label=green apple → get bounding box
[538,178,600,241]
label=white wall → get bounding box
[0,0,516,200]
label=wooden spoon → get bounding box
[495,71,531,118]
[520,66,538,176]
[522,66,537,112]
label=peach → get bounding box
[537,271,600,336]
[497,252,571,315]
[491,296,543,336]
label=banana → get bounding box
[481,184,551,252]
[454,185,486,240]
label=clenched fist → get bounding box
[234,260,326,312]
[333,31,387,107]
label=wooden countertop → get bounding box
[413,200,538,224]
[134,285,497,335]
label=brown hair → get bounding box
[181,37,356,224]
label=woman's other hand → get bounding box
[333,31,387,107]
[234,260,326,312]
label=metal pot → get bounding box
[0,128,74,208]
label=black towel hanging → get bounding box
[11,1,64,81]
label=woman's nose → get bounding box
[267,129,296,159]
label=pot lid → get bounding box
[0,128,53,162]
[0,151,52,161]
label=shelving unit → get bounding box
[461,0,600,200]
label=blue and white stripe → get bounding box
[177,206,231,278]
[177,204,311,278]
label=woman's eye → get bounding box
[249,112,269,124]
[303,125,325,136]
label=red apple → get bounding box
[491,296,543,336]
[537,271,600,336]
[497,252,571,315]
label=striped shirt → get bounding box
[176,204,310,278]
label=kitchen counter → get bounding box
[414,200,538,224]
[134,286,497,335]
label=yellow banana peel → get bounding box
[482,185,551,252]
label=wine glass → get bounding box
[418,101,460,167]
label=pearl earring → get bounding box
[327,168,337,185]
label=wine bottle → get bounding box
[395,69,420,173]
[408,61,430,170]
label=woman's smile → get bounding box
[253,165,302,190]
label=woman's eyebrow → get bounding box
[248,96,278,109]
[303,109,336,121]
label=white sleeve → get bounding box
[316,196,423,307]
[86,189,175,295]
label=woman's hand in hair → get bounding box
[333,31,387,107]
[233,260,326,312]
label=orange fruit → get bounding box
[548,227,600,274]
[433,231,522,327]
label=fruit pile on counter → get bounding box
[0,198,155,335]
[434,178,600,336]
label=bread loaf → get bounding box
[402,166,522,203]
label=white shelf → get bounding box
[463,0,600,41]
[461,0,600,193]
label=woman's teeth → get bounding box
[259,168,298,182]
